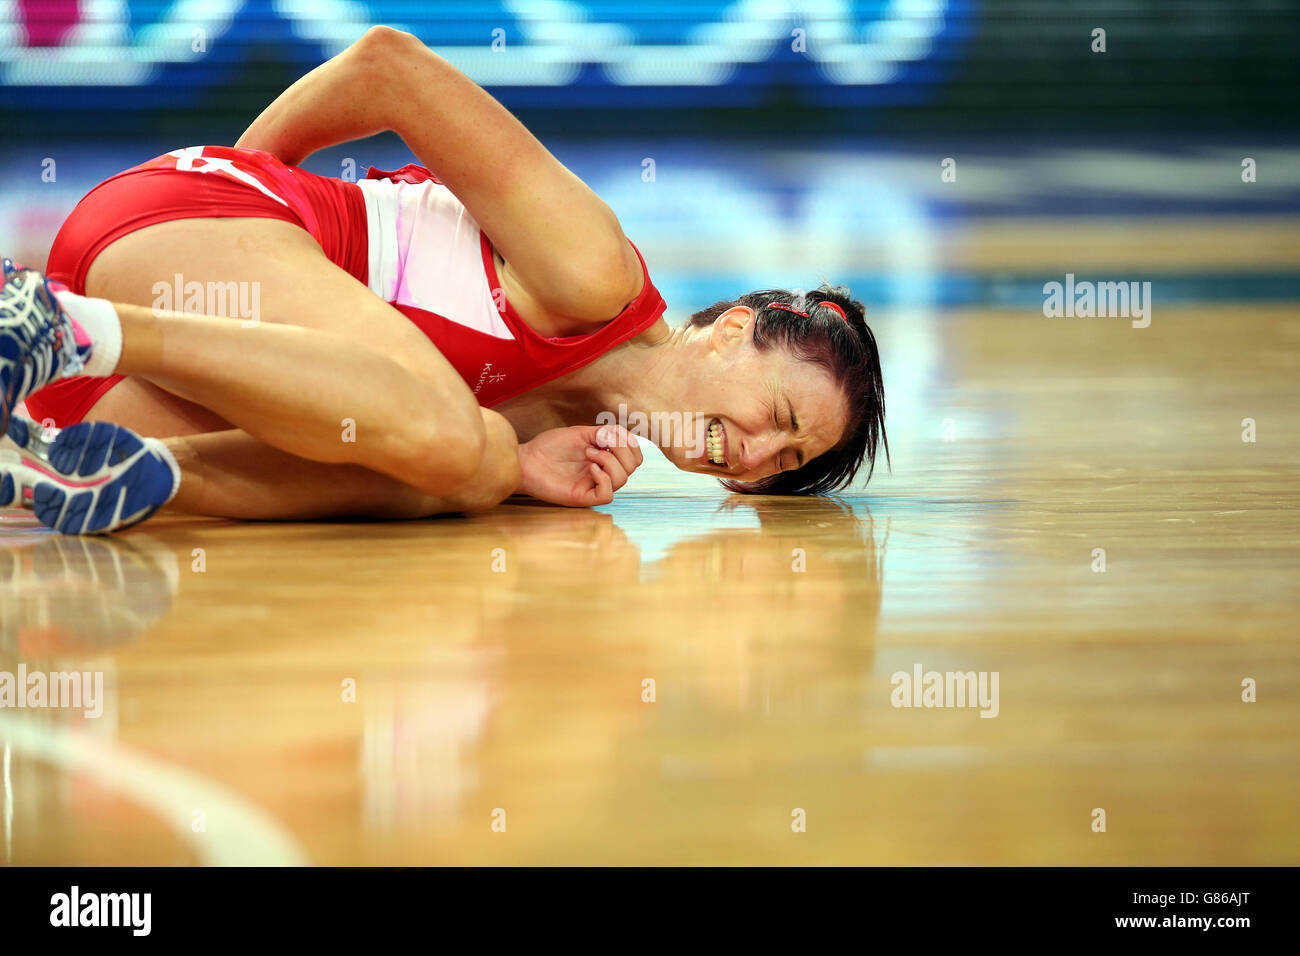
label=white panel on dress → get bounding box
[358,176,513,341]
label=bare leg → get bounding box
[168,415,519,519]
[80,216,518,499]
[109,298,485,483]
[88,365,517,520]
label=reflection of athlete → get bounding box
[0,532,178,653]
[2,26,887,535]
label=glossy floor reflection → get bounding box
[2,303,1299,865]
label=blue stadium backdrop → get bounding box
[3,1,1296,131]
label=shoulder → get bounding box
[497,241,647,337]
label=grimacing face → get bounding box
[658,307,850,481]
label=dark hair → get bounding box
[688,284,888,495]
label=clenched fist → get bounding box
[516,424,644,507]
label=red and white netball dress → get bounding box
[26,146,667,426]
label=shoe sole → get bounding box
[1,418,178,534]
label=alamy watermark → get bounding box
[0,666,104,718]
[152,273,261,327]
[1043,273,1151,329]
[890,663,1000,718]
[595,404,707,456]
[50,886,151,936]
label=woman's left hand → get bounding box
[516,424,644,507]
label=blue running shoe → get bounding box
[0,415,180,534]
[0,262,93,420]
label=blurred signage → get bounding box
[2,0,965,104]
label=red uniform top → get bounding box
[356,160,667,406]
[26,146,667,425]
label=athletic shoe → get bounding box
[0,415,180,534]
[0,262,92,418]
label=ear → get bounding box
[708,306,755,352]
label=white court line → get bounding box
[0,714,308,866]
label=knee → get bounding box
[453,411,521,512]
[397,404,487,496]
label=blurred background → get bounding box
[4,3,1300,868]
[2,0,1298,483]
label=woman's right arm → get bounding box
[235,27,395,166]
[237,26,641,324]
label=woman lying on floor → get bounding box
[0,26,886,534]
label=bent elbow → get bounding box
[358,25,417,52]
[353,25,424,74]
[548,234,645,323]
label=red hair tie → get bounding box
[767,300,849,323]
[818,300,848,322]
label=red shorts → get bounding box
[26,147,368,427]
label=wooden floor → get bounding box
[2,301,1298,866]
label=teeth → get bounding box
[706,421,724,465]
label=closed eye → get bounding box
[771,406,790,471]
[784,393,804,468]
